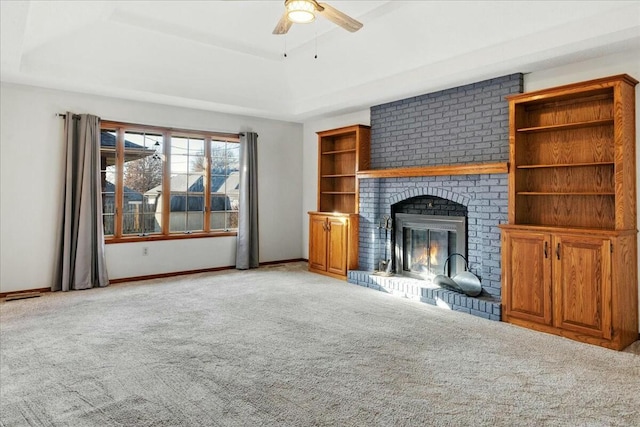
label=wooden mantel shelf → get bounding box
[356,162,509,179]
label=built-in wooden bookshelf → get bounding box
[310,125,370,280]
[317,125,370,214]
[500,74,638,350]
[508,83,624,229]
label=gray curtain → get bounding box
[55,113,109,291]
[236,132,259,269]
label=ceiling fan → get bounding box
[273,0,363,35]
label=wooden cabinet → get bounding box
[502,229,623,346]
[500,75,638,350]
[309,125,370,280]
[552,234,612,341]
[317,125,370,214]
[502,230,552,326]
[309,214,329,272]
[308,212,358,280]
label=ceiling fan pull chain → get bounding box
[284,36,288,58]
[314,30,318,59]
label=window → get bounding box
[100,121,240,242]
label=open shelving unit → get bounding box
[317,126,370,213]
[509,86,621,230]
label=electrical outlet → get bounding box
[142,247,149,256]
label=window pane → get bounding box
[103,214,115,236]
[122,131,163,235]
[169,137,205,233]
[169,188,187,232]
[210,210,239,231]
[122,212,139,235]
[210,140,240,232]
[169,175,204,233]
[226,211,238,230]
[171,136,205,174]
[122,199,162,235]
[142,213,160,234]
[210,212,225,231]
[227,144,240,166]
[100,129,118,236]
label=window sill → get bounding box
[105,231,237,244]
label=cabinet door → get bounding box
[553,235,612,339]
[502,230,552,325]
[309,215,328,271]
[326,217,349,276]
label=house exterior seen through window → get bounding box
[100,122,240,242]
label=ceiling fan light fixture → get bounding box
[286,0,316,24]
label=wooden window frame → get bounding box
[100,120,240,244]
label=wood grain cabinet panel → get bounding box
[308,214,329,272]
[502,231,552,325]
[326,217,349,277]
[500,74,638,350]
[553,234,612,340]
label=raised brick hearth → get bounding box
[348,270,501,320]
[347,74,523,320]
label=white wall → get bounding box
[0,83,303,292]
[300,110,371,259]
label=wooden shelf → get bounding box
[517,192,615,196]
[322,149,356,155]
[517,162,614,169]
[499,224,636,235]
[357,162,508,179]
[516,119,613,133]
[321,174,356,178]
[321,191,355,195]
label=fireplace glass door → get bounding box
[404,229,451,276]
[395,214,466,281]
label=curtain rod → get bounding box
[57,114,254,137]
[56,113,80,119]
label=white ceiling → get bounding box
[1,1,639,122]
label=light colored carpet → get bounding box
[1,262,639,426]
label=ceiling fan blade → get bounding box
[317,2,363,32]
[273,12,293,35]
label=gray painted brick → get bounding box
[357,74,522,308]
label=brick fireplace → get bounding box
[347,74,523,320]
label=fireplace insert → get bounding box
[394,213,466,281]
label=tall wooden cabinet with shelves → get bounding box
[309,125,370,280]
[500,74,638,350]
